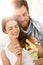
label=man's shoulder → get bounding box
[30,17,41,32]
[30,17,43,37]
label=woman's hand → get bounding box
[13,43,22,65]
[13,43,22,57]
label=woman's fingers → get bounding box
[14,48,22,56]
[13,44,22,56]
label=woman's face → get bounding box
[5,20,20,40]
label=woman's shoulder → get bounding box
[1,49,5,53]
[1,50,5,60]
[0,51,3,65]
[1,50,10,65]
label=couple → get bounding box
[12,0,43,58]
[0,0,43,65]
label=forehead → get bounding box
[14,5,27,15]
[6,20,18,27]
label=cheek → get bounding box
[17,28,20,35]
[18,28,20,33]
[8,33,11,37]
[23,16,28,22]
[7,31,12,37]
[25,14,29,19]
[8,33,13,39]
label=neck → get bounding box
[11,38,19,45]
[8,38,19,52]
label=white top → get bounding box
[5,47,34,65]
[0,47,35,65]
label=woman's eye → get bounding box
[9,27,12,30]
[15,25,18,28]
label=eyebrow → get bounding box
[7,27,12,30]
[8,24,18,28]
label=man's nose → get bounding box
[20,16,25,21]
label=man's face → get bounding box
[14,5,29,28]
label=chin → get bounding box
[22,25,27,28]
[15,35,19,38]
[22,23,28,27]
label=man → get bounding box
[12,0,43,58]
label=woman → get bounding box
[1,17,34,65]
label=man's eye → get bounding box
[16,15,20,19]
[23,12,27,16]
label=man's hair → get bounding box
[12,0,29,11]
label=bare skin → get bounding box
[1,19,22,65]
[1,50,11,65]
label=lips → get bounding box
[21,21,27,25]
[13,32,19,35]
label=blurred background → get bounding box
[0,0,43,50]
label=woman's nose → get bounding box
[13,28,19,32]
